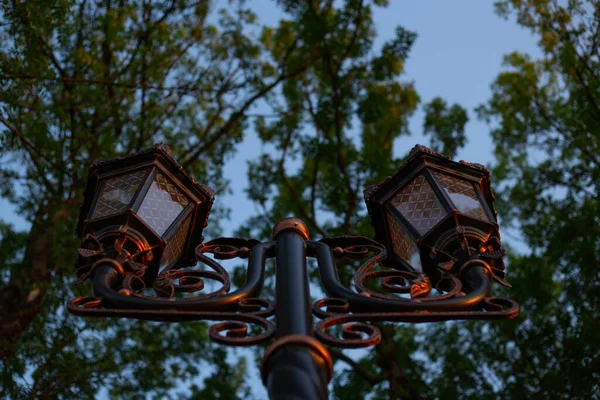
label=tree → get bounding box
[427,0,600,398]
[0,0,470,397]
[240,1,468,399]
[0,1,308,397]
[242,0,600,399]
[6,0,595,398]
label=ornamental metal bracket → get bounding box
[310,236,518,348]
[68,144,520,400]
[69,236,276,346]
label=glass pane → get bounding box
[432,171,489,221]
[138,172,190,236]
[161,212,192,268]
[92,168,149,218]
[390,173,446,235]
[386,214,422,272]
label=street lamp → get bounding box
[364,144,510,292]
[69,144,519,400]
[73,144,214,289]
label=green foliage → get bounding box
[0,0,302,398]
[188,348,251,400]
[239,1,468,399]
[242,0,599,399]
[451,0,600,397]
[423,97,469,156]
[243,0,423,241]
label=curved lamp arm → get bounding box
[67,238,278,346]
[310,240,491,312]
[309,237,518,348]
[88,240,275,311]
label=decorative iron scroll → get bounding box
[68,236,276,346]
[67,296,275,346]
[312,296,519,348]
[312,236,519,348]
[70,233,518,349]
[318,236,461,302]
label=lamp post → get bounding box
[69,144,519,399]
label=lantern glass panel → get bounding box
[432,171,489,221]
[92,168,150,219]
[390,173,446,235]
[386,214,422,272]
[161,212,192,268]
[138,172,190,236]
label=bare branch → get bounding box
[0,116,61,195]
[180,63,308,169]
[328,347,384,387]
[0,75,223,94]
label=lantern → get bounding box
[364,145,507,287]
[75,144,214,284]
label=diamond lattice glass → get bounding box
[138,173,190,236]
[92,168,150,219]
[386,214,422,271]
[432,171,489,221]
[390,173,447,235]
[161,212,192,268]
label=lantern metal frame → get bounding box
[68,144,519,400]
[74,144,214,286]
[363,144,510,288]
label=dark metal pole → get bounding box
[262,218,332,400]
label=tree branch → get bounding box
[0,116,60,195]
[180,64,308,169]
[329,347,384,387]
[0,75,224,94]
